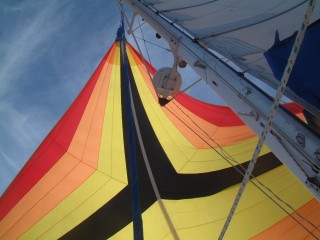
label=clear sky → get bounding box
[0,0,224,195]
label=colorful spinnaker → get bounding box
[0,30,320,239]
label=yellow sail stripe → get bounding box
[98,43,126,182]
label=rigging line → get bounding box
[129,82,180,240]
[164,104,320,238]
[135,36,171,52]
[169,78,202,102]
[219,0,318,239]
[170,100,320,234]
[137,17,152,65]
[132,21,146,32]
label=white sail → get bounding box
[141,0,320,115]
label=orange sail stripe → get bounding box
[251,199,320,239]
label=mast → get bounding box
[122,0,320,200]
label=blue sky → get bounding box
[0,0,223,195]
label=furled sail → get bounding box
[141,0,320,115]
[0,31,320,239]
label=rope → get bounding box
[132,21,146,32]
[137,17,152,64]
[169,78,202,102]
[135,36,171,52]
[219,1,318,239]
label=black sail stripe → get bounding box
[61,43,281,239]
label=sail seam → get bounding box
[200,1,308,39]
[158,0,218,13]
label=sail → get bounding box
[141,0,320,114]
[0,37,320,239]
